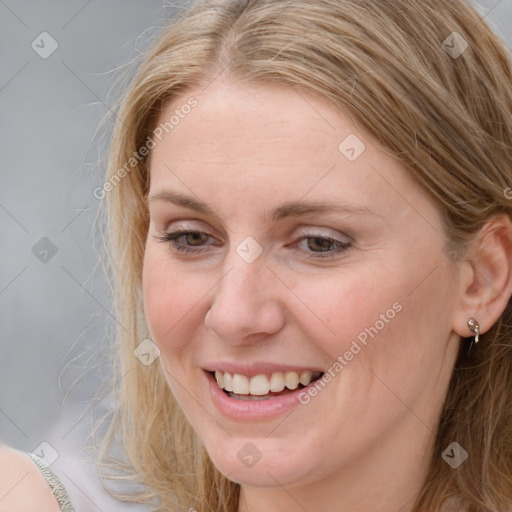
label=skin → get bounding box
[142,81,512,512]
[0,444,62,512]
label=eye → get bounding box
[156,228,352,259]
[292,233,351,258]
[156,230,217,254]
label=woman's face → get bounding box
[143,82,463,492]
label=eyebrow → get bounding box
[147,191,382,221]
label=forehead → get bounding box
[153,82,343,162]
[148,81,430,225]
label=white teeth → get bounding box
[214,369,321,396]
[284,371,300,390]
[299,370,312,386]
[223,372,233,392]
[232,374,250,394]
[269,372,285,392]
[250,375,270,395]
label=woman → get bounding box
[2,0,512,511]
[99,0,512,510]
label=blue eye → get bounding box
[156,230,351,258]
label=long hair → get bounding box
[97,1,512,510]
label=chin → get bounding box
[203,436,322,488]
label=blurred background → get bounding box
[1,1,511,510]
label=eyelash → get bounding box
[156,230,351,259]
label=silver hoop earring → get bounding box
[467,317,480,344]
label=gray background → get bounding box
[1,1,511,510]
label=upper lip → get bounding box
[202,362,325,377]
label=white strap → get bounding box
[28,453,75,512]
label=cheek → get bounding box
[142,248,200,349]
[143,249,170,337]
[291,268,403,358]
[299,261,448,379]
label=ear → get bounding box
[453,213,512,339]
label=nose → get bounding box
[204,254,287,346]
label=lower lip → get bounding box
[205,371,319,421]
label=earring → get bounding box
[467,317,480,343]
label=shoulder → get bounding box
[0,444,62,512]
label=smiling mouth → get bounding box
[210,370,324,401]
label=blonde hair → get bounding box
[97,1,512,511]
